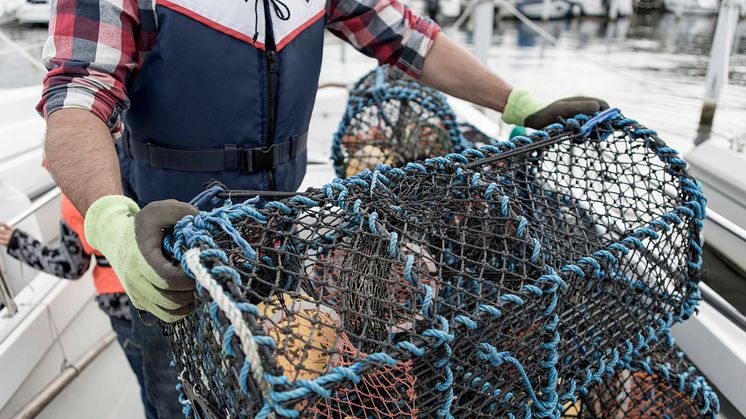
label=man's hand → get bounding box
[85,195,198,322]
[0,223,15,247]
[502,89,609,130]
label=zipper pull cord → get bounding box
[249,0,290,44]
[250,0,260,42]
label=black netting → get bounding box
[165,111,717,419]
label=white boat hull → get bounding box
[516,0,577,18]
[0,0,22,24]
[663,0,718,15]
[0,87,54,199]
[672,285,746,416]
[16,1,49,24]
[514,0,626,18]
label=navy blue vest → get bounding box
[122,0,325,206]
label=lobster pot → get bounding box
[165,111,717,418]
[563,339,719,418]
[331,67,472,178]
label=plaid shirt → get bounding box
[37,0,440,135]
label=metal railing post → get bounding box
[473,0,494,65]
[0,268,18,317]
[699,0,741,127]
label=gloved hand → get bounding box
[502,88,609,130]
[84,195,198,322]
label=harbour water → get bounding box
[1,11,745,313]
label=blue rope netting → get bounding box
[331,67,490,179]
[164,110,718,419]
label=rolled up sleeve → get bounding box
[37,0,141,135]
[326,0,440,78]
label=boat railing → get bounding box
[702,209,746,331]
[0,187,61,318]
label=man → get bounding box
[39,0,607,415]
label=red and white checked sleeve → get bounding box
[37,0,143,136]
[326,0,440,78]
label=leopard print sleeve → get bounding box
[6,221,92,279]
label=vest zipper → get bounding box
[263,0,277,189]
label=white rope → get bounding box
[184,248,276,418]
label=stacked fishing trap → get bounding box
[331,67,492,178]
[165,105,718,417]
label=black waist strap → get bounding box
[121,133,308,173]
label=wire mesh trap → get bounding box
[331,67,489,179]
[562,338,718,419]
[164,109,718,419]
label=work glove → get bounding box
[502,88,609,130]
[84,195,198,322]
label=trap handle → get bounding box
[578,107,620,139]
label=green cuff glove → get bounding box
[502,88,609,129]
[84,195,198,322]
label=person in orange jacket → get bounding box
[0,194,157,418]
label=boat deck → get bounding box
[37,341,144,419]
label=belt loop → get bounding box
[147,142,165,169]
[224,144,238,171]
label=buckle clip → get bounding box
[241,145,279,173]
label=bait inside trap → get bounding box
[165,109,718,418]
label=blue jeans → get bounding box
[117,304,183,419]
[109,316,158,419]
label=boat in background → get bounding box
[422,0,462,20]
[16,0,49,24]
[663,0,718,15]
[635,0,665,9]
[0,87,53,199]
[0,0,21,25]
[514,0,633,19]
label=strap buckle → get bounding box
[241,145,279,173]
